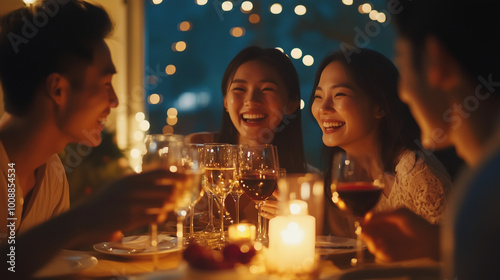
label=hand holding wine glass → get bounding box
[238,144,279,246]
[330,151,384,266]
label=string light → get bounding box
[270,3,282,14]
[291,48,302,59]
[148,94,161,105]
[302,55,314,66]
[369,10,378,20]
[241,1,253,13]
[342,0,353,5]
[275,47,284,53]
[139,120,150,131]
[249,14,260,24]
[359,3,372,14]
[222,1,233,11]
[152,0,162,4]
[230,27,245,37]
[294,5,306,16]
[196,0,208,5]
[165,64,176,75]
[172,41,187,52]
[135,112,145,122]
[178,21,192,31]
[376,12,386,23]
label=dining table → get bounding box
[34,244,442,280]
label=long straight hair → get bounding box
[218,46,307,173]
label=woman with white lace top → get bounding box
[310,49,453,237]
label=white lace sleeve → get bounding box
[377,151,452,224]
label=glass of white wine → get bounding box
[202,144,238,246]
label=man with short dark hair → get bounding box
[0,1,174,278]
[362,0,500,278]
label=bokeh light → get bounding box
[230,27,245,37]
[291,48,303,59]
[196,0,208,5]
[178,21,192,31]
[162,125,174,134]
[167,108,178,118]
[148,93,161,105]
[359,3,372,14]
[241,1,253,13]
[303,55,314,66]
[139,120,150,131]
[369,10,378,20]
[152,0,162,4]
[294,5,306,16]
[376,12,386,23]
[135,112,145,122]
[249,14,260,24]
[270,3,282,14]
[342,0,353,5]
[222,1,233,11]
[172,41,187,52]
[167,117,178,126]
[165,64,176,75]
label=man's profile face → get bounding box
[58,41,119,147]
[395,38,453,150]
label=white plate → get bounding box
[33,250,98,278]
[93,234,181,259]
[316,236,366,255]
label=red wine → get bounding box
[239,173,277,201]
[336,182,382,217]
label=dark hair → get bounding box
[218,46,307,173]
[393,0,500,82]
[0,0,113,115]
[310,48,421,174]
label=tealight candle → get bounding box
[228,223,256,243]
[267,200,316,275]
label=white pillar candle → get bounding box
[267,200,316,274]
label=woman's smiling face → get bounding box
[224,60,290,145]
[311,61,382,152]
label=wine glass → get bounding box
[238,144,279,246]
[330,151,384,266]
[202,144,238,246]
[141,134,184,270]
[173,143,205,248]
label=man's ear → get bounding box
[424,36,462,91]
[45,73,70,106]
[285,98,300,115]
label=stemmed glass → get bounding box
[202,144,238,246]
[141,134,184,270]
[173,143,205,248]
[238,144,279,246]
[330,151,384,266]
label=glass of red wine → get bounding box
[330,151,384,266]
[238,144,279,246]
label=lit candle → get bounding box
[228,223,256,243]
[267,200,316,275]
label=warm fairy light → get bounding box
[359,3,372,14]
[162,125,174,134]
[270,3,282,14]
[148,94,161,105]
[139,120,150,131]
[302,55,314,66]
[130,148,141,159]
[222,1,233,11]
[342,0,353,5]
[369,10,378,20]
[376,12,386,23]
[275,47,284,53]
[300,99,305,110]
[134,131,144,141]
[241,1,253,12]
[249,13,260,24]
[230,27,245,37]
[178,21,192,31]
[172,41,187,52]
[152,0,162,4]
[167,107,178,118]
[135,112,145,122]
[196,0,208,5]
[170,166,178,173]
[23,0,36,4]
[291,48,302,59]
[165,64,176,75]
[294,5,306,16]
[167,116,178,126]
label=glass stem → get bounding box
[354,219,363,266]
[177,209,187,250]
[235,195,241,224]
[151,223,159,271]
[189,205,194,237]
[219,196,226,243]
[256,202,263,242]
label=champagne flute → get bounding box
[330,151,384,266]
[203,144,238,246]
[141,134,184,270]
[173,143,205,248]
[230,180,244,224]
[238,144,279,246]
